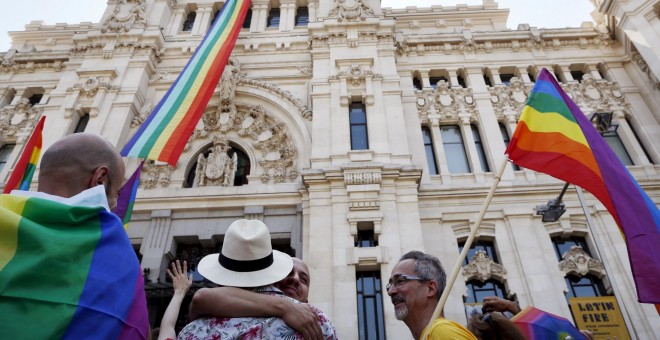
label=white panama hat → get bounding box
[197,219,293,287]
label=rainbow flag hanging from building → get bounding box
[112,160,144,229]
[121,0,251,165]
[0,194,149,339]
[506,68,660,304]
[3,115,45,193]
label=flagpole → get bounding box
[422,157,509,339]
[575,186,638,339]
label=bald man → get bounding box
[1,133,149,339]
[37,132,126,209]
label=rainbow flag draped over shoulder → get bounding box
[121,0,251,165]
[506,68,660,304]
[113,160,144,229]
[0,194,148,339]
[3,116,45,194]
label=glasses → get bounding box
[386,274,428,290]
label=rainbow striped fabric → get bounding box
[0,194,148,339]
[511,306,585,340]
[506,68,660,304]
[121,0,251,165]
[3,116,45,194]
[112,160,144,229]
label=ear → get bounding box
[426,280,439,298]
[88,166,110,188]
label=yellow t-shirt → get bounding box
[420,318,477,340]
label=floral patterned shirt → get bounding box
[177,286,338,340]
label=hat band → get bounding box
[218,252,274,272]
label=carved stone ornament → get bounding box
[632,50,660,91]
[344,171,382,185]
[193,135,238,187]
[73,76,116,98]
[182,58,299,185]
[102,0,147,33]
[562,75,627,112]
[329,0,376,21]
[462,250,507,283]
[334,64,382,86]
[0,50,65,74]
[142,159,175,189]
[558,246,606,278]
[416,83,476,122]
[0,98,43,139]
[133,103,153,128]
[489,77,532,121]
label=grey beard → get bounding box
[394,304,408,320]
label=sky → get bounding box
[0,0,595,51]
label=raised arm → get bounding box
[190,287,322,340]
[158,260,192,340]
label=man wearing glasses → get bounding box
[387,251,476,340]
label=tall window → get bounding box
[356,229,377,247]
[456,74,467,88]
[602,130,633,165]
[295,7,309,26]
[429,76,448,89]
[412,77,422,90]
[499,124,519,170]
[465,279,506,304]
[350,103,369,150]
[182,11,196,31]
[459,240,499,266]
[499,73,514,86]
[0,144,16,173]
[28,93,43,106]
[552,237,608,298]
[440,125,469,173]
[422,127,438,175]
[267,8,280,28]
[74,113,90,133]
[471,125,490,172]
[356,271,386,340]
[459,240,506,304]
[242,9,252,29]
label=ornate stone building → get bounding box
[1,0,659,338]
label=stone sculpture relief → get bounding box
[489,77,532,120]
[329,0,376,21]
[558,246,606,278]
[142,160,175,189]
[462,250,507,283]
[102,0,147,33]
[194,136,237,187]
[416,83,476,122]
[185,59,299,185]
[0,98,43,139]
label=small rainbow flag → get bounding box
[112,160,144,229]
[511,306,585,340]
[3,115,45,193]
[506,68,660,304]
[0,194,148,339]
[121,0,251,165]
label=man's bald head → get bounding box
[38,133,125,209]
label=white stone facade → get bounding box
[1,0,659,338]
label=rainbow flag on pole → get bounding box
[3,116,45,193]
[0,194,148,339]
[121,0,251,165]
[112,160,144,229]
[506,68,660,304]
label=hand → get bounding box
[281,301,323,340]
[580,329,594,340]
[167,260,193,295]
[482,296,521,315]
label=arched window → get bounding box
[185,143,250,188]
[182,11,196,32]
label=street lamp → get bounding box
[536,182,569,222]
[537,113,617,223]
[590,112,619,134]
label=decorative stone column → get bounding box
[140,209,174,283]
